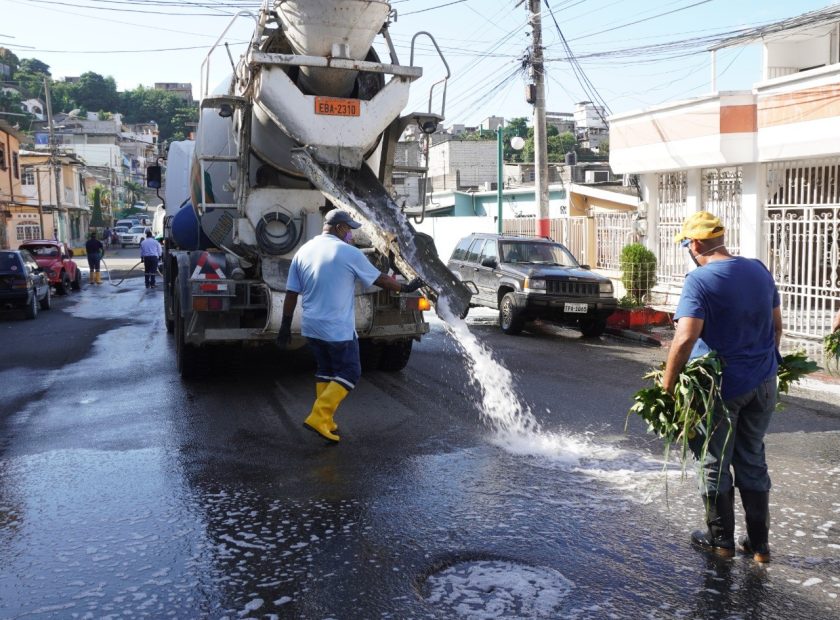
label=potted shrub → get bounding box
[607,243,670,329]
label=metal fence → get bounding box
[764,158,840,338]
[702,166,741,256]
[595,211,634,270]
[657,171,687,286]
[503,217,589,262]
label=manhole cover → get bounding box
[422,559,574,619]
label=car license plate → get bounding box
[564,303,588,313]
[314,97,361,117]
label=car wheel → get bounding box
[57,271,70,295]
[579,316,606,338]
[24,291,38,319]
[174,279,202,378]
[71,269,82,291]
[164,281,174,334]
[499,292,524,335]
[40,285,51,310]
[378,339,413,372]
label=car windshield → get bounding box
[21,244,59,258]
[500,241,578,267]
[128,226,146,233]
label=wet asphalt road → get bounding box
[0,255,839,619]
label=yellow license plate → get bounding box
[314,97,361,117]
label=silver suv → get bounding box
[447,233,617,337]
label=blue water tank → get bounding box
[171,202,213,250]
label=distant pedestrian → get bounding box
[664,211,782,563]
[103,227,111,247]
[85,231,104,286]
[139,229,163,289]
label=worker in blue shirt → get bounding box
[277,209,423,443]
[664,211,782,563]
[139,230,163,289]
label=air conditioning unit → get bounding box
[585,170,610,183]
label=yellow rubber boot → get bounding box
[303,381,348,443]
[95,271,102,285]
[315,382,337,433]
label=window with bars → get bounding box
[16,222,42,241]
[657,171,688,285]
[22,166,35,185]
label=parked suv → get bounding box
[447,233,617,337]
[19,240,82,294]
[119,225,148,248]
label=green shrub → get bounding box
[620,243,657,306]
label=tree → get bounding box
[89,186,107,227]
[72,72,119,113]
[18,58,50,76]
[124,180,143,207]
[119,86,198,144]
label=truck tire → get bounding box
[499,292,524,335]
[359,339,383,372]
[579,316,606,338]
[71,269,82,291]
[174,281,202,378]
[163,281,175,334]
[57,271,70,295]
[378,339,413,372]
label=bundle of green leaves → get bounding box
[777,350,820,395]
[627,352,729,475]
[824,331,840,374]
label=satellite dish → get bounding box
[510,136,525,150]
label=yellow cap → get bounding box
[674,211,725,245]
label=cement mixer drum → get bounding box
[276,0,392,97]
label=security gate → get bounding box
[702,167,741,256]
[765,159,840,338]
[595,210,634,270]
[657,171,687,285]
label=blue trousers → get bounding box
[691,376,776,496]
[307,336,361,391]
[143,256,159,287]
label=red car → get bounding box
[19,240,82,295]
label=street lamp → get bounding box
[497,129,525,233]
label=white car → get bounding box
[119,226,148,248]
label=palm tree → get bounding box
[124,180,143,208]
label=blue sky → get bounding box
[1,0,837,124]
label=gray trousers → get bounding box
[691,376,776,496]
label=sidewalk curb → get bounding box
[605,326,663,347]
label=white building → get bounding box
[609,6,840,339]
[426,138,497,193]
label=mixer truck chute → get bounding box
[155,0,473,378]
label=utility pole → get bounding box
[44,77,62,241]
[528,0,550,238]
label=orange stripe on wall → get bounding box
[720,104,757,133]
[759,84,840,127]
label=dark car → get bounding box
[447,233,617,337]
[0,249,52,319]
[19,240,82,294]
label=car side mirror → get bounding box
[580,264,591,270]
[480,257,497,268]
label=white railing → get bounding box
[702,166,741,256]
[657,171,688,285]
[595,211,634,270]
[503,216,589,262]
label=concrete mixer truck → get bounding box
[151,0,473,378]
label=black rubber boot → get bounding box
[738,490,770,563]
[691,490,735,558]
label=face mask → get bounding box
[343,230,353,244]
[688,242,725,268]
